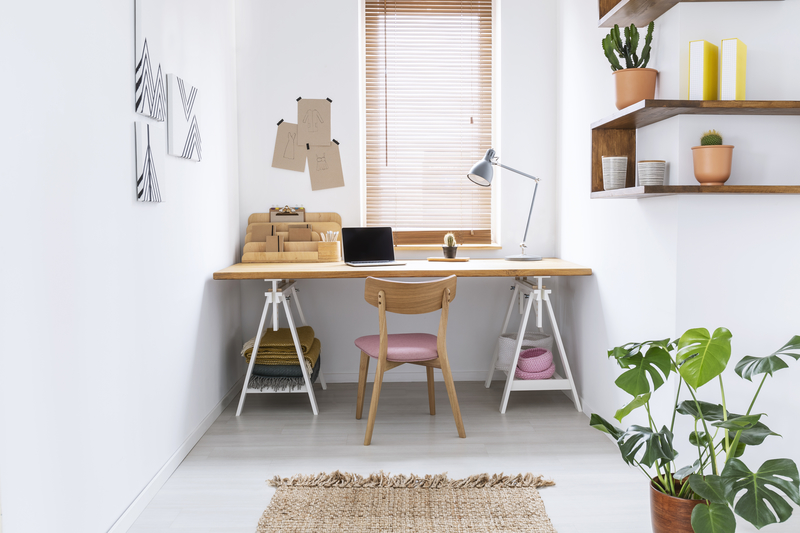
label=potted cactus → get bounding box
[692,130,734,186]
[602,22,657,110]
[443,233,458,259]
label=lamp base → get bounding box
[505,254,542,261]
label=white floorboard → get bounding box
[127,381,786,532]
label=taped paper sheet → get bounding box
[307,142,344,191]
[272,121,306,172]
[297,99,331,147]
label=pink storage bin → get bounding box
[517,348,553,373]
[515,362,556,380]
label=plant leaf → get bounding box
[712,414,764,432]
[614,346,672,396]
[614,392,651,422]
[690,474,728,504]
[589,413,624,440]
[689,430,713,448]
[738,422,780,446]
[675,460,701,480]
[677,400,726,421]
[677,328,732,389]
[772,335,800,360]
[722,458,800,528]
[691,502,736,533]
[618,425,677,468]
[735,355,789,381]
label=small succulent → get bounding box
[444,233,457,247]
[701,130,723,146]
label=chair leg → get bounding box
[439,356,466,438]
[356,351,370,420]
[364,359,386,446]
[426,366,436,415]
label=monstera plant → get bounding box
[590,329,800,533]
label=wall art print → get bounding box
[135,0,166,121]
[135,122,165,202]
[167,74,202,161]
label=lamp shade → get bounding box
[467,148,496,187]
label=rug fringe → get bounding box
[268,471,555,489]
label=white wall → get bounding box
[234,0,559,383]
[0,1,242,531]
[557,1,800,529]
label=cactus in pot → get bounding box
[700,130,723,146]
[693,129,733,186]
[443,233,458,259]
[602,21,658,110]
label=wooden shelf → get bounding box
[598,0,783,28]
[591,185,800,199]
[593,100,800,130]
[590,100,800,196]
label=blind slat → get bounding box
[365,0,493,232]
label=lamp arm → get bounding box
[494,162,540,248]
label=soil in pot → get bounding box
[442,246,458,259]
[692,145,734,186]
[613,68,657,110]
[650,479,707,533]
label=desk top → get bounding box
[213,258,592,280]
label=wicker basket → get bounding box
[496,332,553,372]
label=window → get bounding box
[365,0,494,245]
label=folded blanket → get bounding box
[244,326,315,355]
[249,357,321,392]
[243,337,321,368]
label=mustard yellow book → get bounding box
[689,40,718,100]
[720,38,747,100]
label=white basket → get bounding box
[602,156,628,190]
[638,160,666,186]
[496,332,553,372]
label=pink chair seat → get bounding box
[355,333,439,362]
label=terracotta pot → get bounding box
[442,246,458,259]
[650,479,707,533]
[692,145,734,186]
[613,68,658,110]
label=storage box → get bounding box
[496,332,553,372]
[317,241,341,262]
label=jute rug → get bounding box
[257,471,557,532]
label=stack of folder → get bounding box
[689,38,746,101]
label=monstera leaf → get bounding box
[614,346,672,396]
[712,414,764,432]
[589,413,624,440]
[677,328,732,389]
[614,392,651,422]
[608,338,671,362]
[691,502,737,533]
[735,335,800,381]
[618,425,677,468]
[722,458,800,528]
[675,460,701,480]
[677,401,778,446]
[690,474,727,504]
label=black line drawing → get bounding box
[316,152,328,171]
[181,115,202,161]
[284,132,296,159]
[135,39,165,121]
[177,77,197,121]
[303,109,324,132]
[137,124,162,202]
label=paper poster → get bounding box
[307,141,344,191]
[272,121,306,172]
[297,98,331,147]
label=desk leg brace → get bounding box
[491,277,582,414]
[235,280,323,416]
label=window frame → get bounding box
[359,0,500,248]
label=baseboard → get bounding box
[106,376,244,533]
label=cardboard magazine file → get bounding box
[242,212,342,263]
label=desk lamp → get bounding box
[467,148,542,261]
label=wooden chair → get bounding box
[355,275,465,445]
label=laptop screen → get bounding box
[342,227,396,262]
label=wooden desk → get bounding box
[213,258,592,280]
[213,258,592,416]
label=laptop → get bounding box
[342,227,406,267]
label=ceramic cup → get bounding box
[638,160,666,186]
[602,156,628,190]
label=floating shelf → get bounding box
[598,0,783,28]
[591,100,800,197]
[591,185,800,199]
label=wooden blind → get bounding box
[365,0,493,238]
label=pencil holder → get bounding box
[317,241,342,262]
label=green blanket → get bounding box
[243,336,320,368]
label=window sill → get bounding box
[395,244,502,251]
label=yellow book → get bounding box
[720,38,747,100]
[688,40,718,100]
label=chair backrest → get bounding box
[364,275,457,315]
